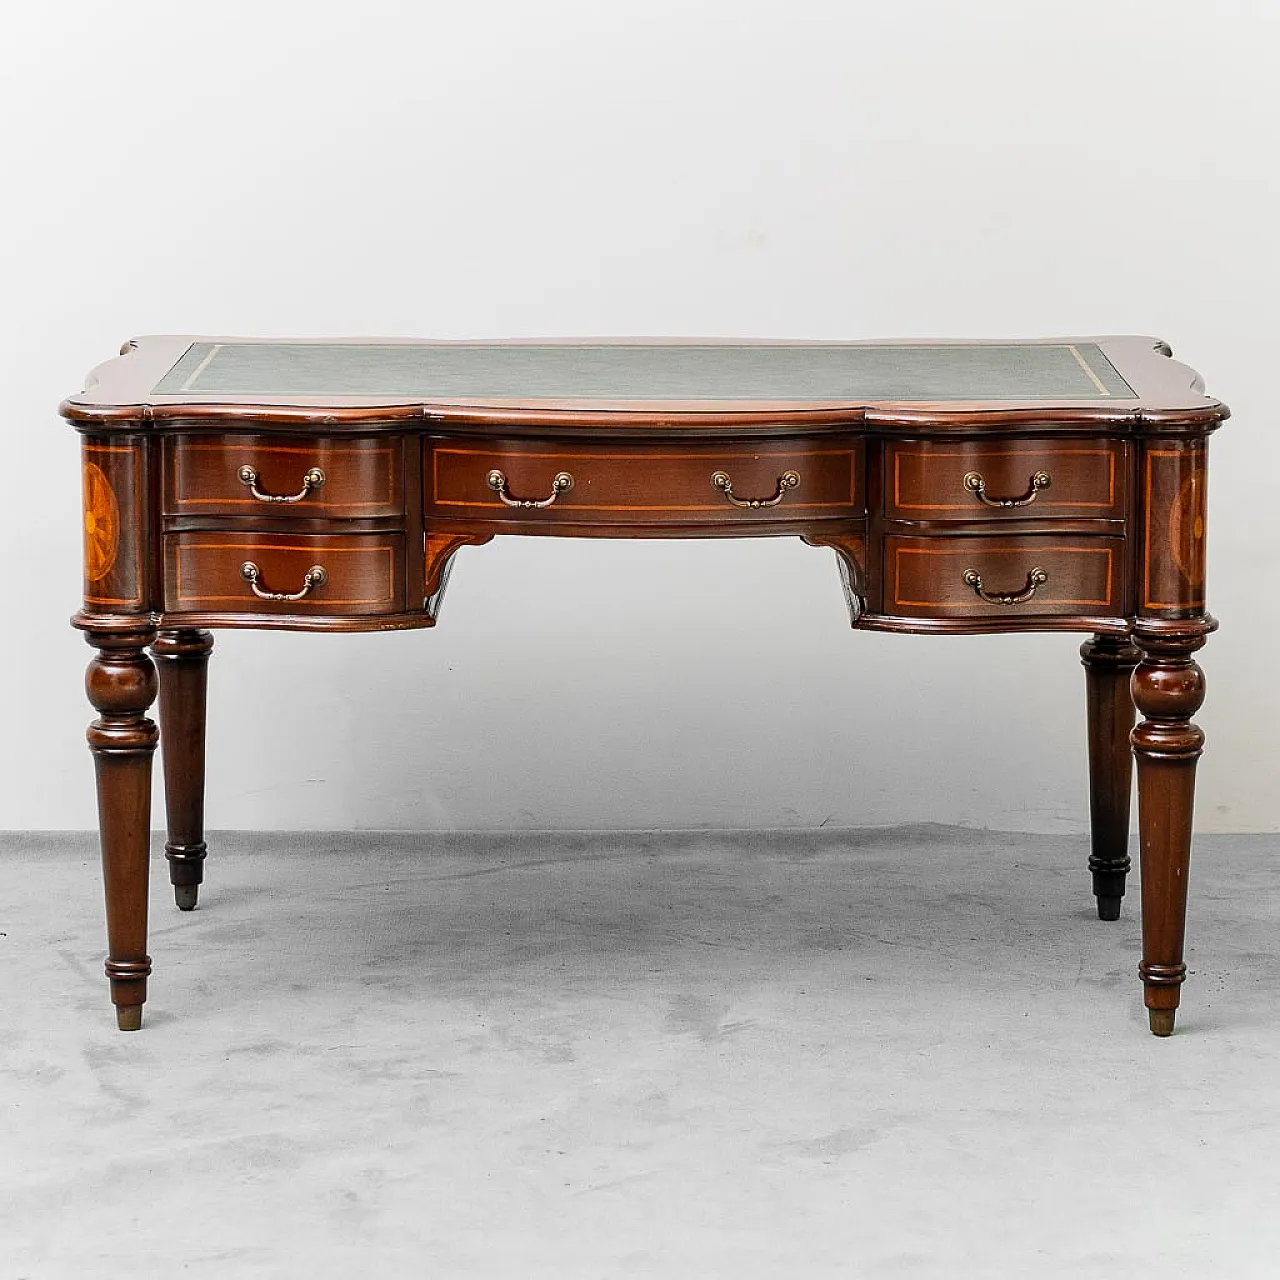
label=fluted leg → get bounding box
[1081,634,1141,920]
[1132,622,1209,1037]
[84,624,159,1031]
[154,629,213,910]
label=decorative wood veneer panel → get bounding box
[164,434,404,518]
[885,534,1125,618]
[1140,441,1207,616]
[427,439,862,525]
[885,439,1125,521]
[82,437,149,610]
[164,533,406,615]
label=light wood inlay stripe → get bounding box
[173,541,398,606]
[1067,344,1111,396]
[893,545,1115,609]
[431,447,858,511]
[180,343,223,392]
[1144,448,1206,610]
[82,442,145,607]
[890,446,1117,512]
[170,441,399,510]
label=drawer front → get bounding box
[164,435,404,518]
[884,535,1125,618]
[165,533,406,614]
[884,440,1125,521]
[427,440,862,523]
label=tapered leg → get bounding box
[1080,634,1141,920]
[84,625,159,1031]
[1131,623,1208,1037]
[153,629,214,910]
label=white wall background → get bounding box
[1,0,1275,833]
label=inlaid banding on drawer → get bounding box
[885,440,1125,521]
[884,535,1125,617]
[164,435,404,518]
[427,441,863,522]
[165,533,405,614]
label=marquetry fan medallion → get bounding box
[1168,469,1207,592]
[83,461,120,582]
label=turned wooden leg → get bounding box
[1080,634,1141,920]
[1132,623,1209,1037]
[84,625,159,1031]
[153,629,213,910]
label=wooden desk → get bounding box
[64,336,1227,1035]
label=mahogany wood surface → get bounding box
[1131,620,1212,1036]
[62,335,1225,430]
[883,535,1126,619]
[427,438,861,527]
[164,434,405,520]
[163,532,407,616]
[63,336,1228,1035]
[884,438,1126,522]
[153,630,214,911]
[1080,635,1142,920]
[77,621,158,1031]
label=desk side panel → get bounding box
[80,434,154,615]
[1138,439,1208,619]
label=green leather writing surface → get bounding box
[153,342,1135,402]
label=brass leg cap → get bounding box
[174,884,199,911]
[1148,1008,1176,1037]
[116,1005,143,1032]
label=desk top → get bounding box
[63,335,1227,433]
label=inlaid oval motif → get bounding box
[83,461,120,582]
[1167,469,1206,591]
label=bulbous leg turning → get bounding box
[82,623,159,1030]
[1131,622,1210,1037]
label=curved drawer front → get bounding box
[885,440,1125,521]
[164,435,405,519]
[164,532,406,615]
[427,440,862,524]
[885,535,1125,618]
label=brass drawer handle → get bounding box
[963,469,1051,508]
[486,469,574,508]
[962,566,1048,605]
[238,464,326,504]
[239,561,327,601]
[710,469,800,509]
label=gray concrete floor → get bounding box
[2,826,1278,1278]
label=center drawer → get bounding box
[426,440,862,525]
[884,439,1126,522]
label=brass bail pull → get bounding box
[710,469,800,509]
[963,469,1051,508]
[239,561,328,602]
[486,469,574,509]
[962,471,1049,509]
[238,465,326,504]
[962,566,1048,606]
